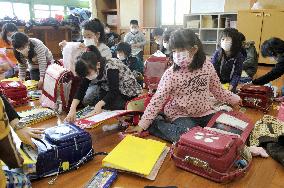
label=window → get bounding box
[161,0,175,25]
[0,1,89,20]
[0,2,13,18]
[13,3,30,21]
[34,5,66,19]
[175,0,191,25]
[50,5,65,18]
[161,0,191,25]
[34,4,50,19]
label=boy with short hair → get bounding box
[124,20,146,61]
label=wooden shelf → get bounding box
[101,9,117,14]
[108,25,118,29]
[200,28,218,30]
[202,41,217,44]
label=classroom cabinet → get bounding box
[237,10,284,64]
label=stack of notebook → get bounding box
[102,135,169,180]
[75,110,133,129]
[18,107,56,126]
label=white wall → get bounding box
[120,0,141,28]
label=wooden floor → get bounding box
[17,65,284,188]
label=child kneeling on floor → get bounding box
[211,28,245,92]
[127,29,241,143]
[65,45,142,122]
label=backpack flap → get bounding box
[240,85,273,95]
[44,123,90,146]
[144,56,169,90]
[206,111,254,144]
[179,127,236,157]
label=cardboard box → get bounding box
[107,15,117,26]
[187,20,200,28]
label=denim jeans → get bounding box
[148,113,215,143]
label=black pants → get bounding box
[83,86,134,110]
[29,69,40,81]
[148,113,215,143]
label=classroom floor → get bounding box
[17,65,284,188]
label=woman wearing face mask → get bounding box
[12,32,53,89]
[211,28,245,92]
[0,23,18,78]
[65,45,142,122]
[252,38,284,85]
[126,29,241,143]
[116,42,144,86]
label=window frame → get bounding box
[161,0,190,26]
[0,0,89,20]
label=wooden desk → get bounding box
[15,103,284,188]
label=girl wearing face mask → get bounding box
[59,19,112,60]
[0,23,18,78]
[126,29,241,143]
[82,19,112,59]
[211,28,245,92]
[65,45,142,123]
[12,32,53,89]
[116,42,144,86]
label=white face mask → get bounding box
[173,51,192,68]
[117,54,126,61]
[7,36,12,42]
[105,28,110,34]
[163,42,169,49]
[221,40,232,52]
[131,28,138,34]
[84,38,96,47]
[86,72,97,80]
[17,46,29,56]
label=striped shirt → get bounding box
[18,38,53,80]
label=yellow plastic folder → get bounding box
[102,135,166,176]
[222,83,230,90]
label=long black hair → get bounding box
[11,32,35,64]
[1,23,18,44]
[218,28,242,58]
[261,37,284,57]
[75,45,106,78]
[81,18,106,43]
[169,28,206,71]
